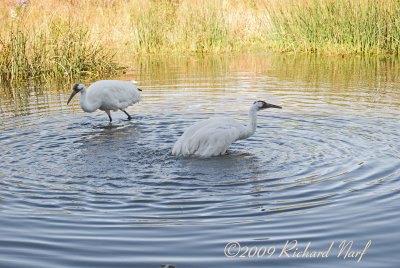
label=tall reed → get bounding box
[0,1,119,85]
[267,0,400,55]
[130,0,260,54]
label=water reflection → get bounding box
[1,54,400,118]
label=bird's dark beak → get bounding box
[138,88,142,91]
[263,102,282,109]
[268,103,282,109]
[67,91,78,105]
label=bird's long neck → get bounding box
[244,106,258,139]
[79,88,97,112]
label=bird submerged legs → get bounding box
[122,109,132,120]
[105,110,112,122]
[105,110,132,122]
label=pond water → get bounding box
[0,54,399,268]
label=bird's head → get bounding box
[253,100,282,111]
[67,83,85,104]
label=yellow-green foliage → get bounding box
[0,20,117,83]
[0,1,119,84]
[1,0,400,84]
[120,0,269,54]
[268,0,400,54]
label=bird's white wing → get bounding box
[191,124,241,157]
[172,117,246,157]
[108,81,141,109]
[88,80,141,111]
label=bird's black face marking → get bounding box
[73,83,82,92]
[254,100,268,109]
[260,101,268,109]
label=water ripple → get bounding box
[1,55,400,267]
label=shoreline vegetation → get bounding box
[1,0,400,84]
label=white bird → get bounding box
[172,100,282,158]
[67,80,142,122]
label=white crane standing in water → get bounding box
[172,101,282,158]
[67,80,142,122]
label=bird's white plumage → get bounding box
[172,117,246,157]
[68,80,141,121]
[80,80,141,112]
[172,101,281,158]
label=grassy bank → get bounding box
[1,0,400,84]
[0,1,120,84]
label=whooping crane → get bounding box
[67,80,142,122]
[172,100,282,158]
